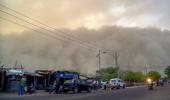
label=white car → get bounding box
[110,78,125,89]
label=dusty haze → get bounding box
[0,26,169,75]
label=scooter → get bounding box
[147,78,153,90]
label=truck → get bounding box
[110,78,125,89]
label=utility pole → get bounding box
[114,51,120,78]
[20,64,24,71]
[145,64,148,75]
[114,51,119,69]
[96,49,101,79]
[127,62,131,84]
[103,51,120,78]
[14,60,18,69]
[97,50,101,71]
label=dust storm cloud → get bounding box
[0,26,170,74]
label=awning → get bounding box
[6,69,23,76]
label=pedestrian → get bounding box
[93,80,97,91]
[56,78,62,94]
[72,77,78,93]
[104,82,107,90]
[49,80,57,94]
[59,85,63,93]
[30,83,35,94]
[18,75,26,96]
[96,81,99,90]
[106,81,110,92]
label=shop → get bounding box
[5,69,24,92]
[35,70,56,90]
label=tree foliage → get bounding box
[123,71,145,82]
[146,71,161,80]
[98,67,146,82]
[98,67,118,81]
[165,65,170,78]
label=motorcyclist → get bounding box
[147,78,154,90]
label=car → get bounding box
[110,78,125,89]
[63,79,92,93]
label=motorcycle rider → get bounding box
[147,78,154,90]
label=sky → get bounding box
[0,0,170,34]
[0,0,170,75]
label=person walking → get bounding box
[49,80,56,94]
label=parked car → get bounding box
[110,78,125,89]
[63,79,92,93]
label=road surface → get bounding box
[0,85,170,100]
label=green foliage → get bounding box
[146,71,161,80]
[98,67,145,82]
[134,72,145,82]
[123,71,134,81]
[165,65,170,78]
[98,67,118,81]
[123,71,145,82]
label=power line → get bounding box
[0,16,96,52]
[0,4,99,50]
[0,9,99,51]
[0,4,115,71]
[0,3,95,48]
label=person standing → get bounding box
[72,77,78,93]
[93,80,97,91]
[106,81,110,92]
[18,75,26,96]
[56,78,61,94]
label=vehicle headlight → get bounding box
[147,78,152,83]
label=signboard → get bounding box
[55,71,79,79]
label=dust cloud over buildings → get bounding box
[0,26,169,74]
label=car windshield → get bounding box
[111,80,116,83]
[64,80,72,84]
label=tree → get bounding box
[165,65,170,78]
[123,71,145,82]
[123,71,135,82]
[146,71,161,81]
[133,72,145,82]
[98,67,118,81]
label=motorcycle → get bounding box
[147,78,153,90]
